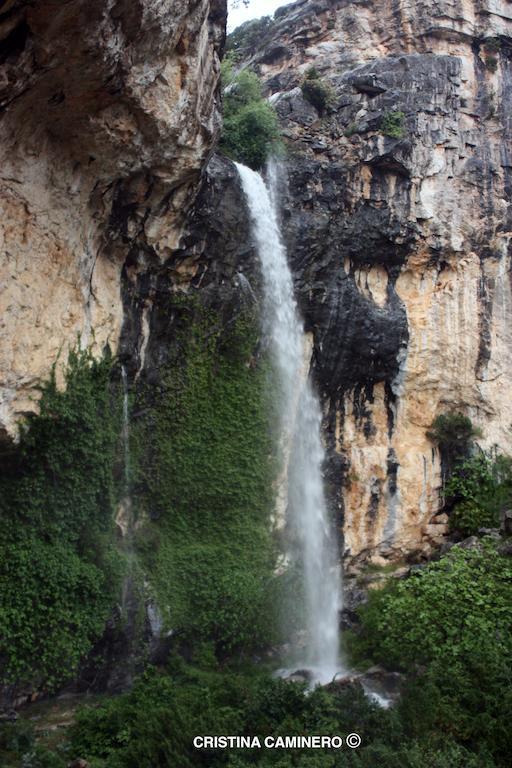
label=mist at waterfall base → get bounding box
[236,160,343,686]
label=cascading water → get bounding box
[121,365,131,497]
[117,365,134,619]
[236,161,342,685]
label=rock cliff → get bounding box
[0,0,226,441]
[224,0,512,561]
[2,0,512,569]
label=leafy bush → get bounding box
[226,16,275,57]
[0,717,70,767]
[300,67,334,115]
[220,67,281,169]
[446,452,512,535]
[380,111,405,138]
[427,411,481,478]
[0,348,123,688]
[64,660,501,767]
[428,412,480,455]
[485,55,498,72]
[351,541,512,764]
[67,665,396,767]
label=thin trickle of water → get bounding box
[121,365,131,493]
[117,366,134,618]
[236,161,342,685]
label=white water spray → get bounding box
[236,161,342,684]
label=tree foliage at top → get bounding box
[226,15,275,57]
[220,60,281,169]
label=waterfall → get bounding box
[236,161,342,684]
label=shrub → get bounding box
[226,16,275,57]
[380,110,405,138]
[483,38,500,71]
[64,660,502,767]
[300,67,333,115]
[351,540,512,764]
[0,718,69,768]
[427,411,481,478]
[485,55,498,72]
[446,452,512,535]
[0,348,123,688]
[220,68,281,169]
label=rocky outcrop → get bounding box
[228,0,512,561]
[0,0,226,441]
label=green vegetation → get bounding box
[483,39,501,72]
[427,411,512,535]
[427,411,481,478]
[133,299,279,657]
[300,67,334,116]
[428,412,480,455]
[226,16,275,57]
[349,540,512,766]
[220,62,281,169]
[447,451,512,535]
[0,347,123,689]
[379,111,405,139]
[485,55,498,72]
[9,648,500,767]
[6,538,509,766]
[0,718,68,768]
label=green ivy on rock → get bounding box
[133,299,279,656]
[0,347,123,689]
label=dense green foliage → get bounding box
[427,412,511,534]
[9,540,509,766]
[133,301,278,656]
[301,67,334,115]
[379,111,405,138]
[15,656,495,768]
[350,541,512,765]
[0,348,123,688]
[220,63,281,169]
[446,452,512,535]
[226,16,275,57]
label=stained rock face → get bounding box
[0,0,226,441]
[230,0,512,560]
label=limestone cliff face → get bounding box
[3,0,512,568]
[0,0,226,441]
[229,0,512,561]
